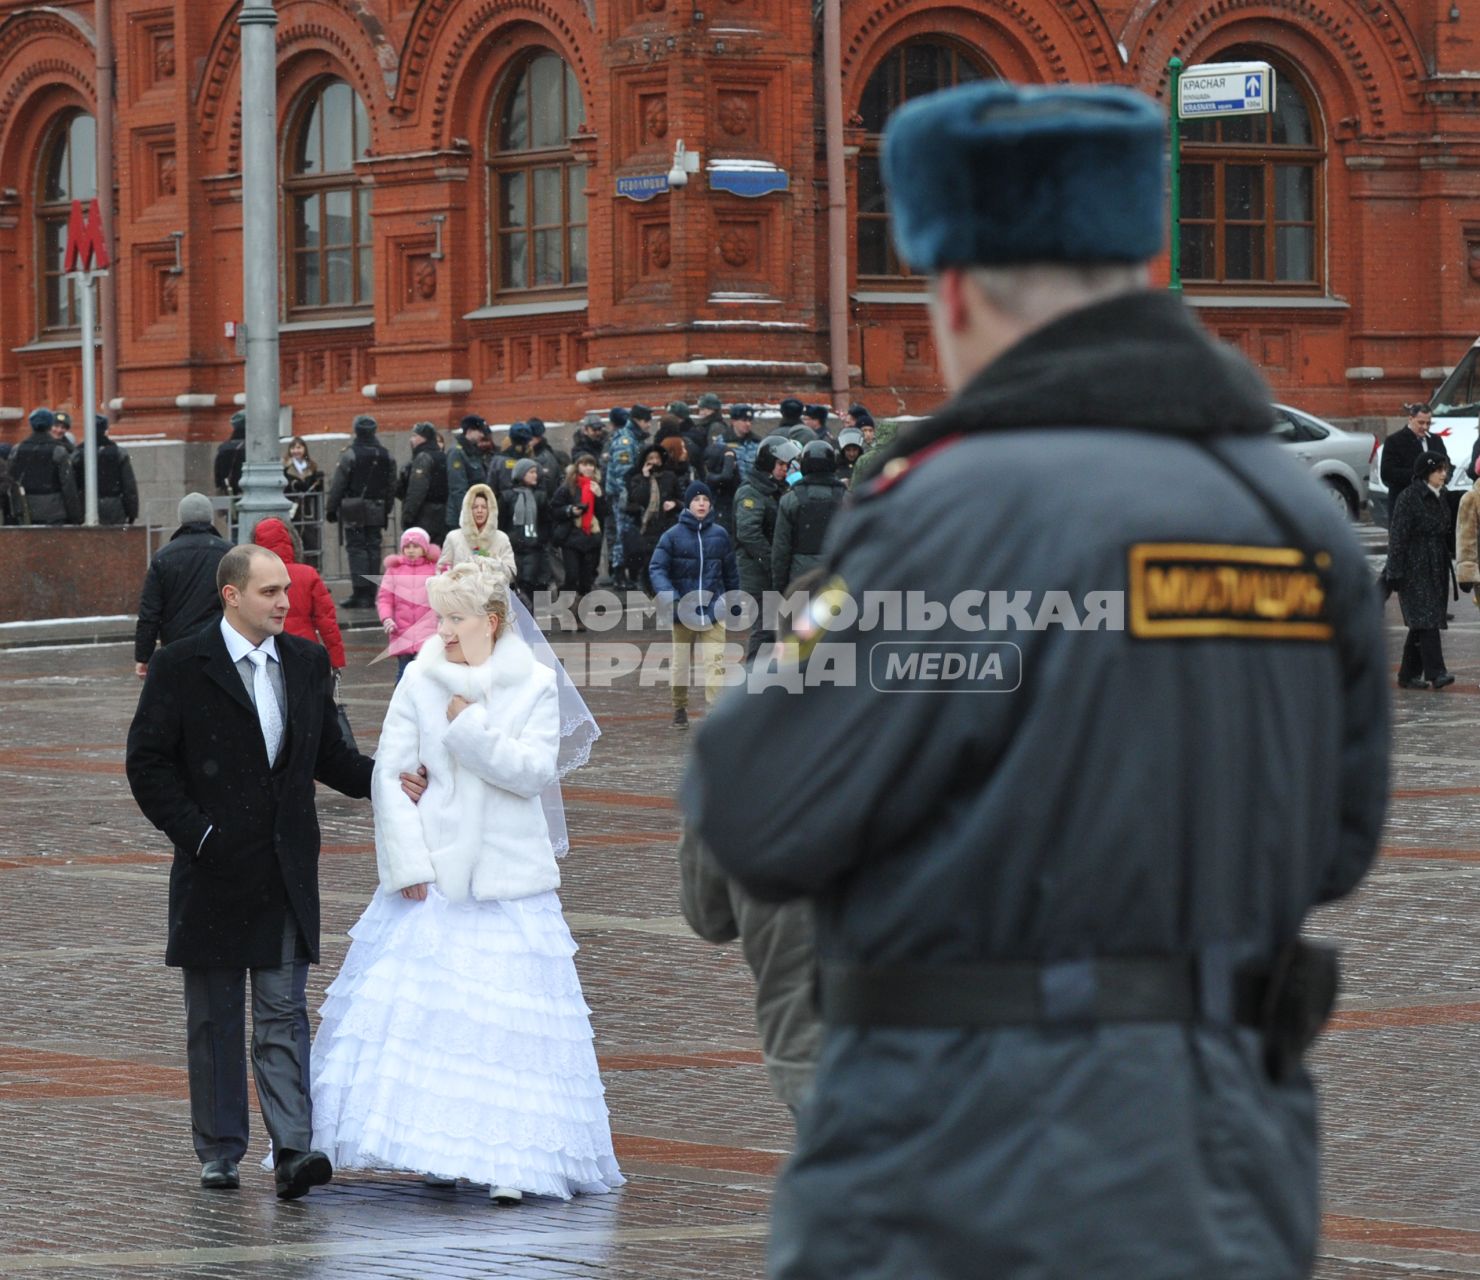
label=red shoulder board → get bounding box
[861,432,965,498]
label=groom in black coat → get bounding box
[127,543,421,1198]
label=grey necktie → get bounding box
[246,649,284,765]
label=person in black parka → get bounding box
[734,436,801,661]
[12,407,80,524]
[702,438,741,535]
[400,423,450,548]
[552,455,608,610]
[214,411,246,497]
[501,457,553,604]
[771,441,847,595]
[1387,451,1457,689]
[326,415,396,608]
[72,415,139,524]
[134,493,233,677]
[1380,403,1435,509]
[0,444,20,525]
[624,443,682,591]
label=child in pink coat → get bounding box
[377,527,441,680]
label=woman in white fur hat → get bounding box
[438,482,516,575]
[308,558,621,1204]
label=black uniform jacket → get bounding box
[682,289,1390,1280]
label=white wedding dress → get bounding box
[308,886,622,1197]
[307,607,621,1199]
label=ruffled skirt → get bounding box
[309,887,624,1199]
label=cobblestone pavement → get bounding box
[3,596,1480,1278]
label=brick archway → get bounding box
[1128,0,1425,139]
[843,0,1117,96]
[398,0,597,147]
[0,12,97,412]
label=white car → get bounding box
[1369,339,1480,527]
[1272,404,1373,520]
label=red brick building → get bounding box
[0,0,1474,445]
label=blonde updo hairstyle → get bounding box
[427,559,512,633]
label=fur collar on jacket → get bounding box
[373,626,559,903]
[872,290,1275,471]
[381,550,441,573]
[414,630,536,699]
[457,483,503,556]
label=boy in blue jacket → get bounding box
[648,482,740,727]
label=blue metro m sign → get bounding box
[1176,61,1276,119]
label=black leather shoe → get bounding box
[200,1159,240,1190]
[275,1149,332,1200]
[1397,676,1432,690]
[1433,672,1457,689]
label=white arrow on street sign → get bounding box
[1178,61,1277,118]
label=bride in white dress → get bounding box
[309,559,623,1203]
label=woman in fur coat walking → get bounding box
[439,483,516,576]
[308,559,622,1204]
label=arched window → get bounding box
[1179,60,1323,288]
[490,52,587,293]
[856,40,994,279]
[37,112,97,332]
[285,80,372,312]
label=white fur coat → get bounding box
[372,630,561,902]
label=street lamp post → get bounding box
[1168,56,1183,293]
[235,0,291,543]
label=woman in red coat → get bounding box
[252,516,347,669]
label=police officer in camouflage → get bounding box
[684,83,1389,1280]
[605,405,651,590]
[12,407,80,525]
[326,414,395,608]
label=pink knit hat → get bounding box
[400,527,432,553]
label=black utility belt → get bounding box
[818,957,1262,1029]
[818,943,1339,1080]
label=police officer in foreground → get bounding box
[683,83,1389,1280]
[326,414,395,608]
[12,407,80,524]
[73,414,139,525]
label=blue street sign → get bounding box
[617,173,669,202]
[708,167,789,199]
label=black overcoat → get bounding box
[126,623,373,969]
[1379,425,1425,500]
[1387,481,1454,630]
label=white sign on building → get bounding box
[1178,61,1276,118]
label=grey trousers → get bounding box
[182,916,312,1164]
